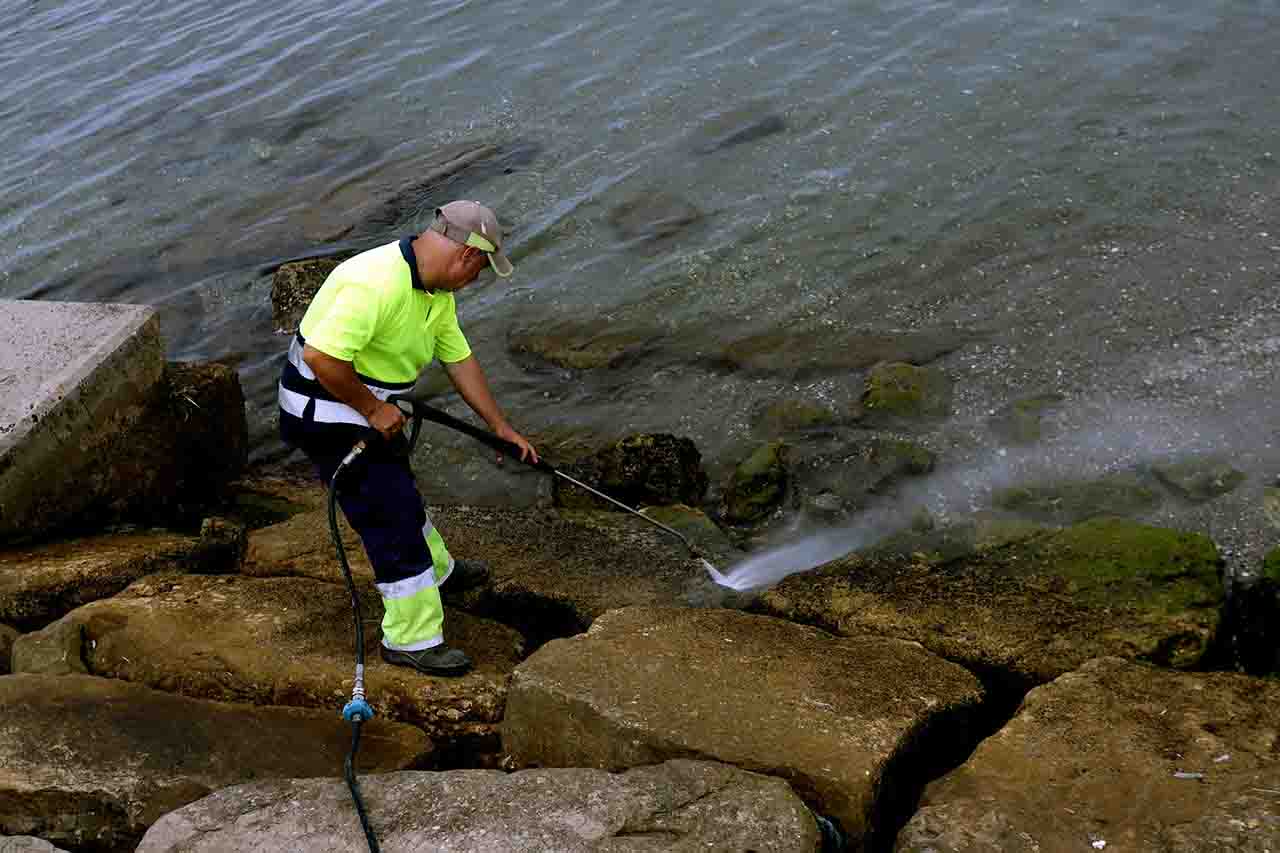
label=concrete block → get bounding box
[0,300,163,543]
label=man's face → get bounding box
[439,246,491,291]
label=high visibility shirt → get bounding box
[278,238,472,426]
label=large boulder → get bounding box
[0,838,70,853]
[503,606,984,849]
[136,760,820,853]
[896,657,1280,852]
[13,574,523,756]
[758,517,1225,691]
[0,528,242,632]
[0,674,430,852]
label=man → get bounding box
[278,200,537,676]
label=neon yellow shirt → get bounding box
[300,239,471,383]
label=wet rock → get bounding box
[690,104,788,155]
[724,441,790,524]
[1151,455,1247,502]
[0,674,429,852]
[759,517,1224,689]
[606,190,702,246]
[554,433,709,511]
[0,530,241,632]
[792,437,936,513]
[896,657,1280,853]
[992,472,1161,523]
[508,319,665,369]
[858,362,953,423]
[136,760,820,853]
[269,257,344,333]
[11,619,86,676]
[755,399,842,435]
[718,327,973,380]
[504,606,984,849]
[1222,549,1280,676]
[0,623,17,674]
[987,392,1065,445]
[435,504,733,650]
[19,574,522,752]
[638,503,741,565]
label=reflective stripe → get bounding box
[279,386,375,427]
[382,634,443,652]
[421,518,434,539]
[376,566,437,600]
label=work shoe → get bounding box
[446,558,491,591]
[380,644,472,677]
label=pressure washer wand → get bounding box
[390,397,704,560]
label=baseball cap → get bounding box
[430,200,514,278]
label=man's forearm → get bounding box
[444,355,507,430]
[303,345,380,417]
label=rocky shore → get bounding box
[2,283,1278,851]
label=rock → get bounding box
[717,327,973,380]
[0,530,241,632]
[553,433,709,511]
[1151,455,1247,502]
[987,393,1064,445]
[758,517,1224,689]
[690,103,788,154]
[1221,549,1280,676]
[435,504,735,650]
[0,674,429,852]
[11,619,86,675]
[992,472,1161,523]
[755,399,842,435]
[724,441,790,524]
[508,319,665,370]
[606,190,703,246]
[136,760,821,853]
[503,606,984,848]
[858,361,953,423]
[792,438,936,513]
[638,503,741,565]
[0,623,18,674]
[0,838,71,852]
[270,257,344,333]
[17,574,522,754]
[895,657,1280,853]
[1265,486,1280,529]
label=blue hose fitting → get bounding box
[343,698,375,722]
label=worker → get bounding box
[278,200,538,676]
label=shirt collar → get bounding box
[399,236,430,292]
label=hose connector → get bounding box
[343,664,374,722]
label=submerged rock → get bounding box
[791,437,936,515]
[606,190,703,246]
[717,327,973,380]
[858,361,953,423]
[136,760,821,853]
[987,392,1065,445]
[896,657,1280,853]
[992,472,1161,523]
[1151,454,1247,502]
[759,517,1224,688]
[0,674,429,852]
[690,102,788,154]
[507,319,665,370]
[503,606,984,849]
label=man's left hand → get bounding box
[494,423,539,465]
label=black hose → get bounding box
[329,453,381,853]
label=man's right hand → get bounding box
[367,400,407,440]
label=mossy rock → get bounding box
[992,473,1160,523]
[1150,456,1246,502]
[755,400,840,435]
[792,438,936,513]
[270,258,346,333]
[988,393,1065,445]
[508,321,663,370]
[724,442,790,524]
[554,434,709,511]
[1264,487,1280,529]
[640,504,740,564]
[858,362,952,422]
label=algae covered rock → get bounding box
[858,361,952,422]
[755,399,842,435]
[553,433,708,510]
[987,392,1064,445]
[508,320,663,370]
[724,441,790,524]
[992,472,1160,523]
[792,438,936,515]
[759,517,1224,687]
